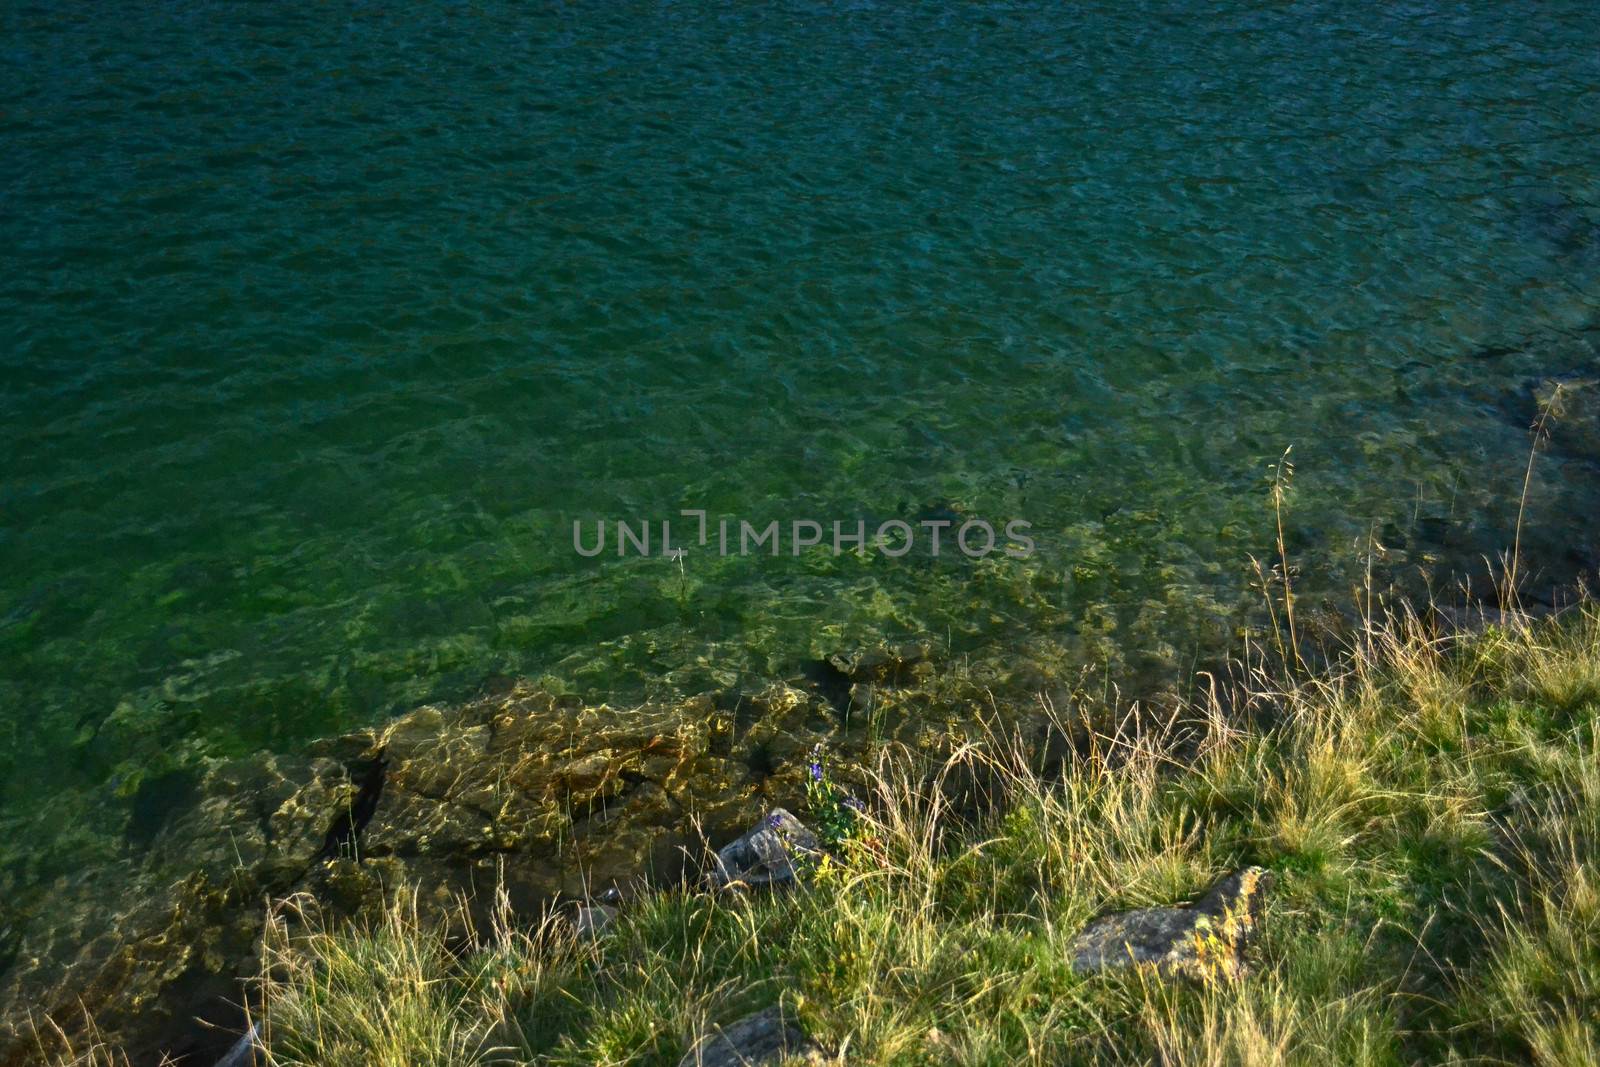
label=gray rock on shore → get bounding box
[709,809,821,889]
[570,903,618,938]
[1069,867,1271,981]
[678,1005,825,1067]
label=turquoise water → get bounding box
[5,2,1600,886]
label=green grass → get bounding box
[199,602,1600,1067]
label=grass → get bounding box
[211,601,1600,1067]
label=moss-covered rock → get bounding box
[1069,867,1272,982]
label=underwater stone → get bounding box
[1069,867,1271,981]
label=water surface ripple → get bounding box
[4,1,1600,889]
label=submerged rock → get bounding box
[1069,867,1271,981]
[709,809,820,889]
[0,681,833,1065]
[677,1005,824,1067]
[0,752,358,1067]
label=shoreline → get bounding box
[7,565,1598,1065]
[15,588,1600,1062]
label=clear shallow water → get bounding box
[4,1,1600,881]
